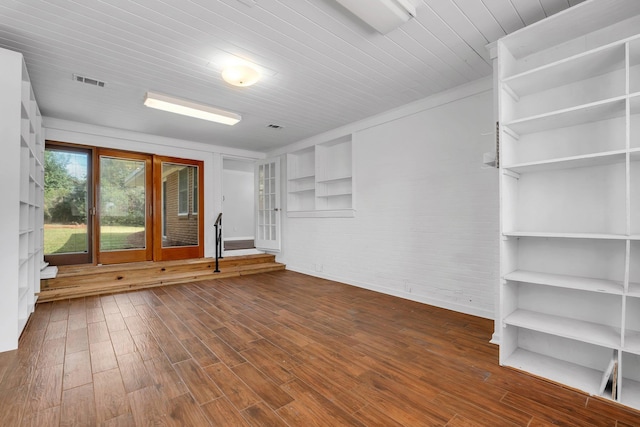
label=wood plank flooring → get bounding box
[1,270,639,426]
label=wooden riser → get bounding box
[38,255,284,302]
[42,254,276,289]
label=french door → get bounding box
[255,158,281,251]
[45,142,203,265]
[153,156,204,261]
[96,149,153,264]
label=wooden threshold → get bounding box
[38,254,284,302]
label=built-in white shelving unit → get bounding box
[498,1,640,410]
[0,48,44,352]
[286,135,354,217]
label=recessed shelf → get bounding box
[503,231,629,240]
[504,270,623,294]
[288,174,315,181]
[625,332,640,355]
[316,176,352,184]
[505,97,626,135]
[504,348,603,396]
[317,192,352,198]
[502,43,625,98]
[503,150,627,174]
[504,309,620,349]
[288,188,315,194]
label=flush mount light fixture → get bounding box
[335,0,416,34]
[221,64,261,87]
[143,91,241,125]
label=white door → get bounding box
[255,158,281,251]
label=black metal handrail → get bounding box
[214,212,223,273]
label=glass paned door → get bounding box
[97,150,152,264]
[255,158,280,251]
[44,145,92,265]
[154,157,203,261]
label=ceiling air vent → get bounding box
[267,124,283,129]
[73,74,106,87]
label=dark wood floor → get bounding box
[1,271,639,426]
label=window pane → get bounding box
[44,149,89,254]
[162,163,199,247]
[99,156,146,251]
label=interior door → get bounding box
[96,149,153,264]
[255,158,281,251]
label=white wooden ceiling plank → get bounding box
[35,0,390,118]
[131,0,394,104]
[1,4,220,84]
[480,0,525,34]
[181,0,439,96]
[400,24,482,82]
[1,33,362,132]
[414,6,492,76]
[539,0,571,17]
[452,0,506,43]
[510,0,546,26]
[426,1,492,62]
[265,0,452,93]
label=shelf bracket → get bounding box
[502,169,520,180]
[502,83,520,103]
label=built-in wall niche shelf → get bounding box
[504,270,623,295]
[286,135,355,218]
[503,149,627,174]
[504,309,621,349]
[503,346,608,397]
[504,96,626,136]
[498,6,640,410]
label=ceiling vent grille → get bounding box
[73,74,106,87]
[267,124,283,129]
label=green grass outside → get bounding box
[44,225,145,254]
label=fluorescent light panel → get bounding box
[336,0,416,34]
[144,91,241,126]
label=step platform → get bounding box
[38,254,284,302]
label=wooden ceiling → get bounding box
[0,0,583,152]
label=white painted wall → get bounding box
[44,118,264,258]
[223,159,255,240]
[272,78,499,319]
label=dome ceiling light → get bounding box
[221,64,261,87]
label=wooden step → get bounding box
[37,254,284,302]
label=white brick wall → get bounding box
[277,84,499,319]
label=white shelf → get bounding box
[620,379,640,409]
[288,188,314,194]
[503,348,603,395]
[504,309,620,349]
[498,9,640,412]
[504,270,623,294]
[287,135,354,216]
[503,150,627,174]
[503,231,628,240]
[287,209,355,218]
[288,174,315,181]
[628,283,640,298]
[505,97,626,135]
[317,192,352,198]
[316,176,352,184]
[625,332,640,355]
[503,43,625,97]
